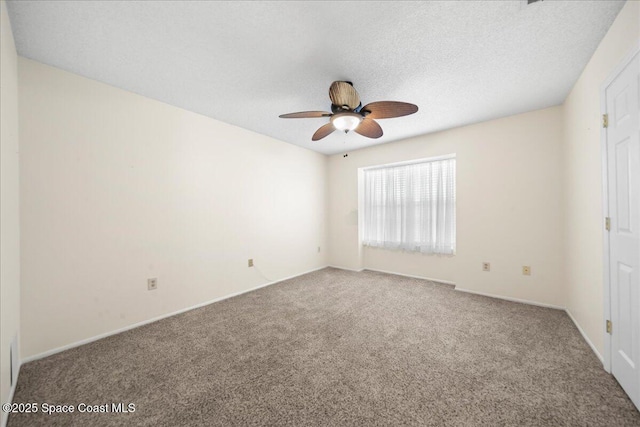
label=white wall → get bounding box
[0,0,20,418]
[18,58,327,359]
[563,0,639,357]
[328,106,565,307]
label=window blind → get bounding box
[362,157,456,255]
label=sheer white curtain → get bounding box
[362,157,456,255]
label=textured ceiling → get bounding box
[6,0,626,155]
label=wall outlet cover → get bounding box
[482,262,490,272]
[148,278,158,290]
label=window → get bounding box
[362,155,456,255]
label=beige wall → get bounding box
[18,58,328,359]
[563,0,639,358]
[328,106,565,307]
[0,0,20,416]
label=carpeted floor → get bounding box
[8,268,640,426]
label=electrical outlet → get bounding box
[317,246,321,253]
[248,259,254,267]
[522,266,531,276]
[147,278,158,290]
[482,262,490,272]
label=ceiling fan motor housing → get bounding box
[331,102,363,114]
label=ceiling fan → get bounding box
[279,81,418,141]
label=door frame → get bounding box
[601,40,640,374]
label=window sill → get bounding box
[362,243,456,257]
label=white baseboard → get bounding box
[565,309,604,364]
[363,268,456,286]
[327,265,455,286]
[327,265,364,272]
[22,265,329,364]
[455,287,604,364]
[2,364,21,427]
[454,287,565,310]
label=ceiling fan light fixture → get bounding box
[331,112,363,132]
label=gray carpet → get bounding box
[8,268,640,426]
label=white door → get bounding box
[607,49,640,409]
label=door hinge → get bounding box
[605,217,611,231]
[603,113,609,128]
[606,320,612,334]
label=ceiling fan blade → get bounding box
[361,101,418,119]
[329,81,360,110]
[312,123,336,141]
[279,111,333,118]
[354,118,383,139]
